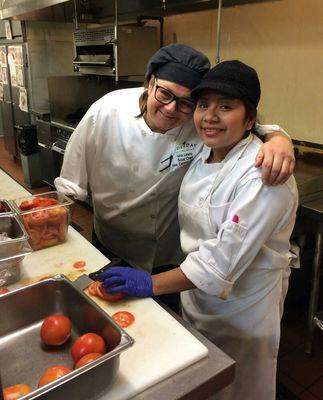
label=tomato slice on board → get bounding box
[97,282,126,303]
[0,288,9,295]
[88,281,100,296]
[73,261,86,269]
[112,311,135,328]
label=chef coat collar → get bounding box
[200,133,252,163]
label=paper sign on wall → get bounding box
[19,87,28,112]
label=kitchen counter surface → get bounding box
[0,168,235,400]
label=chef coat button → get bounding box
[121,213,127,217]
[133,165,139,172]
[150,214,156,219]
[198,198,204,206]
[141,130,147,136]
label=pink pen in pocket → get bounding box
[232,214,239,223]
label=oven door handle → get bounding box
[51,141,66,155]
[73,61,109,65]
[38,142,51,150]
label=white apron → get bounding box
[179,137,290,400]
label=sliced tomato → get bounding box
[19,199,38,211]
[47,207,67,224]
[58,220,67,242]
[37,197,59,207]
[27,210,50,227]
[97,283,126,303]
[88,281,99,296]
[40,236,59,248]
[112,311,135,328]
[73,261,86,269]
[0,288,9,295]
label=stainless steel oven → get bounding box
[36,118,59,187]
[73,25,158,77]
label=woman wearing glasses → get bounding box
[55,44,295,310]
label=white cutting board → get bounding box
[0,169,209,400]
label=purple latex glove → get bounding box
[98,266,153,298]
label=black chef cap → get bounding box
[191,60,261,108]
[145,44,210,89]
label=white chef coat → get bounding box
[179,134,298,400]
[54,86,287,272]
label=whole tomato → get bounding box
[71,333,106,363]
[3,384,32,400]
[75,352,103,369]
[40,314,71,346]
[38,365,72,388]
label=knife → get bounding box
[73,257,123,291]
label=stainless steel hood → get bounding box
[0,0,279,22]
[0,0,69,19]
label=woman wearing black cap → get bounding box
[55,44,294,305]
[99,60,298,399]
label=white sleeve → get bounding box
[54,108,96,201]
[180,178,296,298]
[255,123,290,138]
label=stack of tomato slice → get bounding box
[19,197,68,250]
[88,281,126,303]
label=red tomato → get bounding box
[37,198,59,208]
[75,352,103,369]
[3,383,32,400]
[47,207,67,224]
[27,210,49,227]
[0,203,8,213]
[97,282,126,303]
[38,365,71,388]
[0,288,9,295]
[40,314,71,346]
[87,281,99,296]
[71,333,106,363]
[19,199,38,211]
[112,311,135,328]
[73,260,86,269]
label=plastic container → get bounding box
[0,214,29,257]
[11,191,74,251]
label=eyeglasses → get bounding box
[154,80,196,114]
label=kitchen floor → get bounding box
[0,137,322,400]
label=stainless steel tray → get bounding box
[0,275,134,400]
[0,242,32,286]
[0,214,29,258]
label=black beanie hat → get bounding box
[191,60,261,108]
[145,44,210,89]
